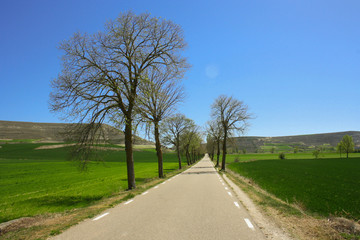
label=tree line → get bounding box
[50,11,203,190]
[206,95,252,170]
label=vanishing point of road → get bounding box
[52,155,265,240]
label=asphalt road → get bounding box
[52,155,265,240]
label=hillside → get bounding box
[229,131,360,153]
[0,120,152,145]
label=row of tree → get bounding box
[206,95,252,170]
[50,12,203,190]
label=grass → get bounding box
[0,143,186,223]
[225,151,360,163]
[228,157,360,220]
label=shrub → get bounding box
[279,152,285,159]
[313,150,320,159]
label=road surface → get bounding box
[52,155,265,239]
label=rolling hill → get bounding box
[229,131,360,153]
[0,120,152,145]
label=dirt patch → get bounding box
[34,144,125,151]
[35,144,75,150]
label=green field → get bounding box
[228,157,360,220]
[225,151,360,163]
[0,143,185,223]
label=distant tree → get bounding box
[136,66,185,178]
[242,149,247,154]
[278,152,285,159]
[312,149,320,159]
[294,147,298,154]
[180,122,200,165]
[206,134,215,160]
[338,135,354,159]
[161,114,192,169]
[337,142,344,158]
[50,12,188,190]
[211,95,251,171]
[206,120,223,167]
[270,147,275,154]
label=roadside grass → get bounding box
[223,169,346,239]
[0,143,186,224]
[228,157,360,221]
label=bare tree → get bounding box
[211,95,251,171]
[161,114,192,169]
[136,66,185,178]
[206,120,223,167]
[50,12,188,189]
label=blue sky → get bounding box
[1,0,359,137]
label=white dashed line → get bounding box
[142,191,149,195]
[225,187,228,190]
[244,218,255,230]
[124,200,133,205]
[222,183,225,186]
[227,191,232,196]
[234,202,240,208]
[154,186,159,189]
[161,182,166,185]
[93,212,109,221]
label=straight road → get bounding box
[52,155,265,239]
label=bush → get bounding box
[278,152,285,159]
[313,150,320,159]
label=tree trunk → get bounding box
[347,151,349,159]
[216,139,220,167]
[125,120,136,190]
[176,138,182,169]
[154,122,164,178]
[211,144,215,160]
[221,130,227,171]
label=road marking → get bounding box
[244,218,255,230]
[124,200,133,205]
[142,191,149,195]
[227,191,232,196]
[161,182,166,185]
[234,202,240,208]
[222,183,225,186]
[154,186,159,189]
[225,187,228,190]
[93,212,109,221]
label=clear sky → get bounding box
[1,0,359,137]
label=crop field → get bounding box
[0,143,185,223]
[228,157,360,220]
[225,152,360,163]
